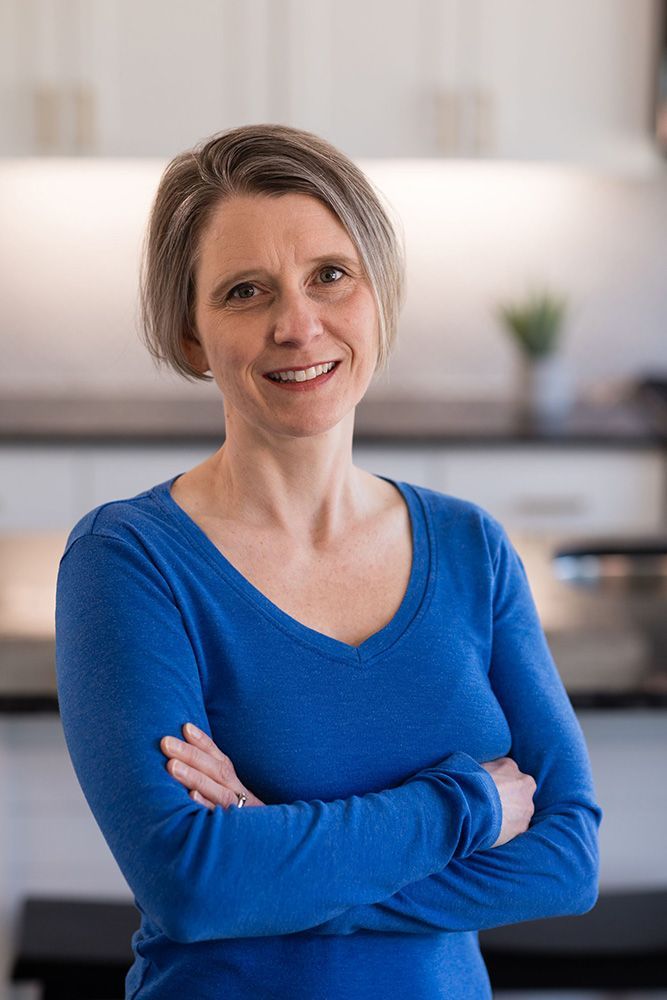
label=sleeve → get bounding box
[307,521,603,936]
[55,530,504,944]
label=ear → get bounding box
[182,330,210,375]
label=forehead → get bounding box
[197,192,358,262]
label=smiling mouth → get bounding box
[264,360,340,382]
[264,360,339,376]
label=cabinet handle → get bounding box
[73,83,96,153]
[510,495,588,517]
[32,83,96,154]
[33,85,60,154]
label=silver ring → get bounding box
[235,792,247,808]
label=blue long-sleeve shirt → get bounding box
[55,472,602,999]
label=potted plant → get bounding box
[496,287,571,425]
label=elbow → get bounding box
[159,875,245,944]
[133,870,227,945]
[154,895,213,945]
[162,913,200,946]
[566,849,600,917]
[565,805,602,917]
[157,913,191,945]
[535,800,602,919]
[553,855,600,919]
[159,886,226,944]
[134,888,201,945]
[576,875,601,916]
[574,827,602,916]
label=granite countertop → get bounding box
[1,531,665,712]
[0,391,665,446]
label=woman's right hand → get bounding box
[480,757,537,847]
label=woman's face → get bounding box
[187,192,380,439]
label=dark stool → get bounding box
[9,890,667,997]
[480,888,667,990]
[10,897,139,1000]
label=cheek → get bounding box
[336,288,379,337]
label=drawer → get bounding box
[429,447,665,535]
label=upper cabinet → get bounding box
[1,0,664,170]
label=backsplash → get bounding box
[0,158,665,399]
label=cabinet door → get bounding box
[90,0,234,157]
[1,0,250,156]
[459,0,659,165]
[431,446,666,535]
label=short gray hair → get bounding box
[139,123,406,382]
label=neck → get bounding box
[202,409,375,548]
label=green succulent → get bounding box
[496,288,568,359]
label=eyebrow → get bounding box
[208,253,361,304]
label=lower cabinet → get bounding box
[354,444,666,536]
[0,442,665,535]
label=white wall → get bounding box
[0,158,665,401]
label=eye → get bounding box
[319,265,345,284]
[227,282,257,301]
[225,265,345,303]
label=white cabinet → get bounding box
[1,0,661,168]
[436,0,662,167]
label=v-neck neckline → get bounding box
[151,472,435,665]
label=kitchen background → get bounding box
[1,0,667,997]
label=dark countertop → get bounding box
[1,390,666,446]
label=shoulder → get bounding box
[62,482,166,561]
[405,480,509,556]
[404,481,526,605]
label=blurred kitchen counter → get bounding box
[0,530,665,712]
[0,391,665,446]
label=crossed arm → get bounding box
[158,527,603,936]
[308,530,603,934]
[56,526,602,944]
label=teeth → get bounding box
[268,361,336,383]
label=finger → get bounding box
[167,757,240,809]
[160,733,252,806]
[190,789,216,809]
[161,736,235,789]
[181,724,228,763]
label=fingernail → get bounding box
[185,723,203,740]
[173,761,186,777]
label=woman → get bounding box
[55,123,603,1000]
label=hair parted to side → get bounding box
[138,123,406,383]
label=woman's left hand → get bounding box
[160,724,265,809]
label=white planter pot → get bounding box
[518,354,573,424]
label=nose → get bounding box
[271,285,325,347]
